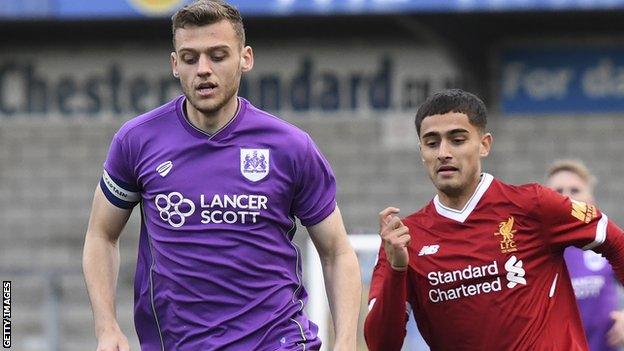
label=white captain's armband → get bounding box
[99,170,141,209]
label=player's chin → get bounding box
[195,99,225,114]
[435,180,462,195]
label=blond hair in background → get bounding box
[546,159,597,189]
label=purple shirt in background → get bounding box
[565,247,619,351]
[100,96,336,350]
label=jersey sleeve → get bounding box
[292,135,337,227]
[538,185,624,283]
[538,184,609,250]
[364,244,410,351]
[100,133,141,209]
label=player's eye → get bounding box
[211,51,228,62]
[555,187,581,195]
[183,56,197,64]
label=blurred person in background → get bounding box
[82,1,361,350]
[547,159,624,351]
[364,89,624,350]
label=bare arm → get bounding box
[307,207,361,351]
[83,186,133,351]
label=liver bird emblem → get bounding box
[496,216,517,242]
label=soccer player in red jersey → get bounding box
[364,89,624,351]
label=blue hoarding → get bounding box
[500,46,624,114]
[3,0,624,20]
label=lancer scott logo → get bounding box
[155,192,195,228]
[427,255,527,303]
[155,192,268,228]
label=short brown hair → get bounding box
[171,0,245,48]
[546,159,596,188]
[415,89,488,136]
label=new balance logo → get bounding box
[504,255,527,288]
[418,245,440,256]
[156,161,173,177]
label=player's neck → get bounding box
[437,175,482,210]
[185,96,239,135]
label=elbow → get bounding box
[320,244,358,266]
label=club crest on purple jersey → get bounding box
[240,149,270,182]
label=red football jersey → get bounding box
[365,174,624,351]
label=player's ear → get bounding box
[418,140,425,163]
[241,46,254,73]
[479,132,492,157]
[170,52,180,79]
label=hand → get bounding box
[96,324,130,351]
[378,207,410,271]
[607,310,624,347]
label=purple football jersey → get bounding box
[100,96,336,351]
[564,247,619,351]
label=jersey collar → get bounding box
[433,173,494,223]
[176,96,246,141]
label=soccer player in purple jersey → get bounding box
[82,1,361,350]
[547,160,624,351]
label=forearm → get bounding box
[83,233,122,336]
[364,268,408,351]
[320,247,361,349]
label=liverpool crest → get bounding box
[495,216,518,254]
[240,149,270,182]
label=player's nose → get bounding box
[437,140,452,160]
[197,55,213,76]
